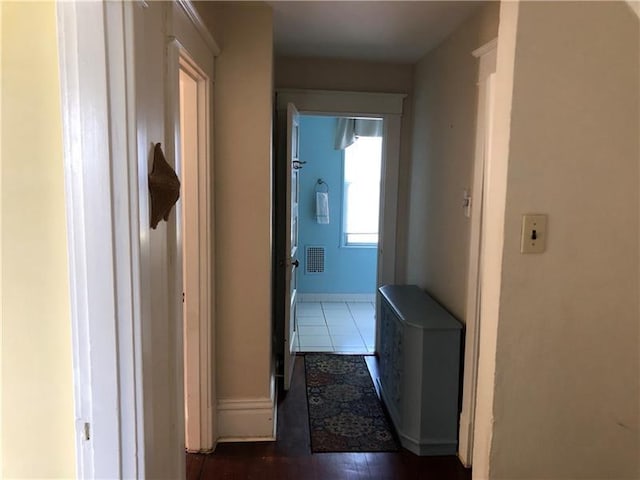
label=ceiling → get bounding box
[269,1,484,63]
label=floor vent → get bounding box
[306,246,325,274]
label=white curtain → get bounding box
[334,117,383,150]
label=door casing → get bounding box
[273,90,406,384]
[458,38,498,468]
[170,0,219,453]
[58,1,219,476]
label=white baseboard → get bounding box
[298,293,375,302]
[217,397,276,442]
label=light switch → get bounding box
[463,189,472,218]
[520,214,547,254]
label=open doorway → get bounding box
[295,115,383,354]
[273,90,405,393]
[178,52,214,454]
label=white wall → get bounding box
[1,2,76,477]
[482,1,640,478]
[197,2,275,439]
[406,2,499,321]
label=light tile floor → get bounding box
[296,301,376,353]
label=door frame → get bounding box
[275,89,406,358]
[168,1,219,453]
[458,38,498,467]
[57,2,145,476]
[58,1,219,476]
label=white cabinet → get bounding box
[378,285,463,455]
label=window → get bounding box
[343,136,383,246]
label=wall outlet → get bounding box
[520,214,547,254]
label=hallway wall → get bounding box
[406,2,499,322]
[0,2,76,477]
[297,116,377,295]
[197,2,276,439]
[483,2,640,478]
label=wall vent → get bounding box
[305,246,325,274]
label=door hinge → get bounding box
[83,422,91,441]
[182,291,185,303]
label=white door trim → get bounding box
[170,46,217,452]
[59,0,218,476]
[458,38,498,468]
[57,2,144,477]
[170,17,217,449]
[176,0,220,55]
[378,114,401,287]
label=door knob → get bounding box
[292,259,299,268]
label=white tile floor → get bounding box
[296,301,376,353]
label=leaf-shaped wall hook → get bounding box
[148,142,180,229]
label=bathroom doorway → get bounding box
[295,115,383,354]
[273,89,404,392]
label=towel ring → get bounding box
[315,178,329,193]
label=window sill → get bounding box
[342,243,378,249]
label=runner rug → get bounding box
[304,354,399,453]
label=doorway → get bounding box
[178,53,214,453]
[295,115,383,354]
[274,90,405,394]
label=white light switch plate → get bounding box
[521,214,547,254]
[463,189,471,218]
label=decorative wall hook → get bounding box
[148,142,180,229]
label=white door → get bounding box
[284,103,301,391]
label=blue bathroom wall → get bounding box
[297,115,377,294]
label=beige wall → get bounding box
[406,2,499,321]
[274,57,414,282]
[487,1,639,478]
[275,57,413,94]
[197,4,274,404]
[1,2,76,478]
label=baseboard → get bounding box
[397,431,457,456]
[298,293,375,303]
[217,396,276,442]
[377,378,457,456]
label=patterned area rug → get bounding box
[305,354,399,453]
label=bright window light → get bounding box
[343,136,382,246]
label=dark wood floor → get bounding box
[186,355,471,480]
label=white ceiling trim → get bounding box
[177,0,220,55]
[472,38,498,58]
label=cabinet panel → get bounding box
[378,285,462,456]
